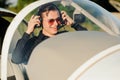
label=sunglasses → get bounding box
[48,17,61,25]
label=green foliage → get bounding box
[57,4,75,18]
[8,0,37,13]
[17,0,37,12]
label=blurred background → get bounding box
[0,0,120,18]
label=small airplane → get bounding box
[1,0,120,80]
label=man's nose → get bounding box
[54,20,58,26]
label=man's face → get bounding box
[42,10,60,36]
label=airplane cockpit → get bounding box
[1,0,120,80]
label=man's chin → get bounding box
[51,31,57,35]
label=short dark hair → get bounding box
[37,3,61,17]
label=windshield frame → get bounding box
[72,0,120,36]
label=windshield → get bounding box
[73,0,120,35]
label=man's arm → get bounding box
[71,22,87,31]
[11,15,40,64]
[11,32,30,64]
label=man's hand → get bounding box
[26,15,41,34]
[61,11,74,26]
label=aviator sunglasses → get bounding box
[47,17,62,25]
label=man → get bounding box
[11,3,87,64]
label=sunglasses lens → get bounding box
[48,18,61,25]
[49,19,55,25]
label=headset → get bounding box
[35,3,66,29]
